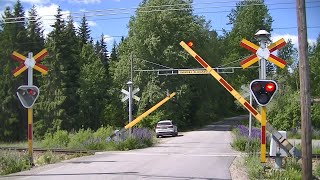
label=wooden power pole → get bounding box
[296,0,312,179]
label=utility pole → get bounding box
[130,52,133,82]
[128,52,134,135]
[127,81,133,136]
[296,0,312,179]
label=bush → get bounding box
[111,128,154,151]
[41,130,69,148]
[36,151,59,165]
[0,151,31,175]
[244,155,264,179]
[231,125,261,153]
[93,126,114,140]
[315,162,320,178]
[266,158,301,180]
[68,128,93,149]
[113,137,142,151]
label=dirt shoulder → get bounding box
[230,156,249,180]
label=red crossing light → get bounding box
[265,83,275,92]
[187,41,193,48]
[250,80,278,106]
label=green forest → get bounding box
[0,0,319,142]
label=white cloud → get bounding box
[271,34,317,47]
[68,0,101,4]
[88,21,96,27]
[103,35,114,44]
[35,4,71,37]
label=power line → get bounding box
[79,5,320,24]
[3,0,309,20]
[3,5,320,25]
[2,1,320,23]
[136,57,172,69]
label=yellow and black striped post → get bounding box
[27,108,33,165]
[261,106,267,163]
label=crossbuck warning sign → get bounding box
[121,88,140,102]
[240,38,287,69]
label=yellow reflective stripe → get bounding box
[33,65,48,75]
[33,49,48,61]
[267,56,286,69]
[268,38,286,52]
[12,51,26,61]
[13,66,27,77]
[124,92,176,129]
[241,56,259,69]
[261,107,267,163]
[240,39,259,52]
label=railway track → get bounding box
[0,147,96,154]
[2,146,320,159]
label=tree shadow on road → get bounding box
[198,115,249,132]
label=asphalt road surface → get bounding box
[2,116,246,180]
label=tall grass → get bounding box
[39,126,155,151]
[0,150,31,175]
[231,125,261,153]
[231,125,309,179]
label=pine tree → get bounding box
[110,40,118,62]
[36,9,82,132]
[78,44,108,129]
[94,34,109,66]
[78,14,91,48]
[60,15,81,130]
[0,1,29,141]
[34,7,67,135]
[26,5,44,53]
[26,5,45,87]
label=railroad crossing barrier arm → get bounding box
[179,41,300,159]
[106,92,176,142]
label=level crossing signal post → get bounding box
[11,50,48,165]
[180,32,300,166]
[239,29,288,163]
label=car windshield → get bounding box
[158,122,172,126]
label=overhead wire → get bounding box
[136,57,172,69]
[2,1,307,20]
[2,5,319,25]
[1,1,320,23]
[1,0,319,44]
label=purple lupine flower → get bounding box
[236,125,261,140]
[132,128,152,142]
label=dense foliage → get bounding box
[0,0,319,142]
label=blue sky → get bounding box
[1,0,319,50]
